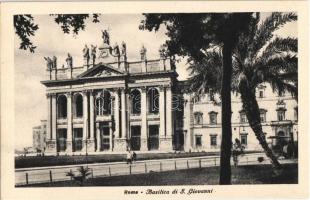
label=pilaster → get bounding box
[140,86,148,151]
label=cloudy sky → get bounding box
[14,13,297,149]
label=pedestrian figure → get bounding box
[232,138,244,167]
[132,151,136,162]
[126,149,132,164]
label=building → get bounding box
[32,120,47,152]
[179,83,298,152]
[41,32,298,154]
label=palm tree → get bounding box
[66,166,92,186]
[141,13,254,184]
[188,12,297,170]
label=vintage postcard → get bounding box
[0,1,309,200]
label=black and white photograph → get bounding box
[1,1,309,199]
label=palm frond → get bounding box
[258,37,297,62]
[188,49,223,95]
[247,12,297,62]
[255,54,297,76]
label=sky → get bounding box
[14,13,297,149]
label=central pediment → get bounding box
[78,63,125,78]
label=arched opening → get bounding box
[148,88,159,114]
[57,95,67,119]
[73,93,83,118]
[130,89,141,115]
[95,90,111,115]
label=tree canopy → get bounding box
[14,14,100,52]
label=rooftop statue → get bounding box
[159,44,168,59]
[52,56,57,69]
[121,41,127,56]
[66,53,73,68]
[112,43,120,57]
[83,45,90,66]
[101,29,110,46]
[44,56,53,70]
[140,45,147,60]
[90,45,97,65]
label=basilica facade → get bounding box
[41,34,298,155]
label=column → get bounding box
[166,86,173,138]
[114,89,120,139]
[89,90,95,139]
[46,94,52,140]
[114,88,126,151]
[109,122,113,151]
[51,94,57,141]
[82,91,89,152]
[164,86,173,151]
[89,90,95,152]
[140,87,148,150]
[96,123,101,151]
[66,92,72,153]
[45,93,55,153]
[159,86,166,138]
[183,93,193,152]
[121,88,127,139]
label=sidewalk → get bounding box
[15,153,298,186]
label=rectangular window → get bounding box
[294,108,298,121]
[259,90,264,98]
[240,134,247,146]
[260,112,266,122]
[209,89,214,101]
[209,113,217,124]
[194,113,203,125]
[195,135,202,147]
[210,135,217,146]
[240,112,247,123]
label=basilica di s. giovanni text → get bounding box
[41,31,298,155]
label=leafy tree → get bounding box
[14,14,100,52]
[66,166,92,186]
[188,12,297,170]
[140,13,254,184]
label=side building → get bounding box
[32,120,47,152]
[178,81,298,152]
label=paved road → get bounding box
[16,153,294,186]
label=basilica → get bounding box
[41,32,298,155]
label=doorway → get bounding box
[130,126,141,150]
[148,125,159,150]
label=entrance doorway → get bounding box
[100,122,110,151]
[57,129,67,152]
[148,125,159,150]
[130,126,141,150]
[73,128,83,152]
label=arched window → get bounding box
[95,90,111,116]
[103,90,111,115]
[148,88,159,114]
[130,89,141,115]
[57,95,67,119]
[73,93,83,118]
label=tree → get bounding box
[188,12,297,170]
[140,13,254,184]
[66,166,92,186]
[14,14,100,52]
